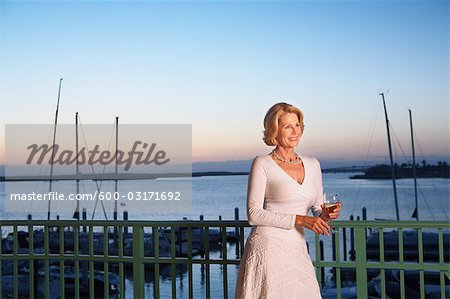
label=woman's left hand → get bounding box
[320,202,342,221]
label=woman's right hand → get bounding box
[295,215,330,236]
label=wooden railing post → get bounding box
[133,225,145,299]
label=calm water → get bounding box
[1,173,449,298]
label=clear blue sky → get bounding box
[0,0,448,163]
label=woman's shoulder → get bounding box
[252,154,272,165]
[250,154,273,169]
[253,153,272,161]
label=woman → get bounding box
[235,102,342,299]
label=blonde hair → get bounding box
[263,102,305,146]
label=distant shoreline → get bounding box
[0,171,250,181]
[350,163,450,179]
[1,163,449,181]
[0,166,369,181]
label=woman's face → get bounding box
[275,112,302,149]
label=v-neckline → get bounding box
[268,154,306,186]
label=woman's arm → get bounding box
[246,157,296,229]
[310,157,324,217]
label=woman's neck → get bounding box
[274,146,296,160]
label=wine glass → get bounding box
[323,193,341,234]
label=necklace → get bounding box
[271,150,301,165]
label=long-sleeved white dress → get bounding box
[235,154,323,299]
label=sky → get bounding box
[0,0,448,164]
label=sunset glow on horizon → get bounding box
[1,1,448,165]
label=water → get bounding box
[1,173,449,298]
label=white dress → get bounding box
[235,154,323,299]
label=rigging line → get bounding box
[91,182,108,220]
[389,126,413,218]
[92,121,116,220]
[390,115,437,220]
[413,131,448,220]
[417,184,438,220]
[350,99,382,217]
[30,127,55,218]
[395,113,424,219]
[389,123,409,164]
[77,118,106,220]
[398,113,410,153]
[395,113,439,220]
[86,120,115,220]
[78,118,115,220]
[418,186,437,221]
[392,123,447,220]
[362,97,383,162]
[392,121,448,220]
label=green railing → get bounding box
[0,220,248,299]
[314,220,450,299]
[0,220,449,298]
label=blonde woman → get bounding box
[235,102,342,299]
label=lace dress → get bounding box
[235,154,323,299]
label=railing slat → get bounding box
[315,234,322,288]
[187,227,193,299]
[418,228,425,298]
[222,225,228,299]
[133,225,145,299]
[335,230,341,299]
[153,226,160,298]
[104,225,110,299]
[171,227,177,298]
[13,225,18,299]
[379,227,386,299]
[118,225,125,299]
[28,224,34,299]
[89,225,94,299]
[398,228,405,299]
[59,226,65,299]
[355,226,368,298]
[45,225,50,299]
[205,227,210,298]
[438,228,445,299]
[74,224,80,299]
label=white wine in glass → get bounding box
[323,193,340,234]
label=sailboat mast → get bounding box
[114,116,119,221]
[380,92,400,221]
[74,112,80,220]
[48,78,63,220]
[409,109,419,220]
